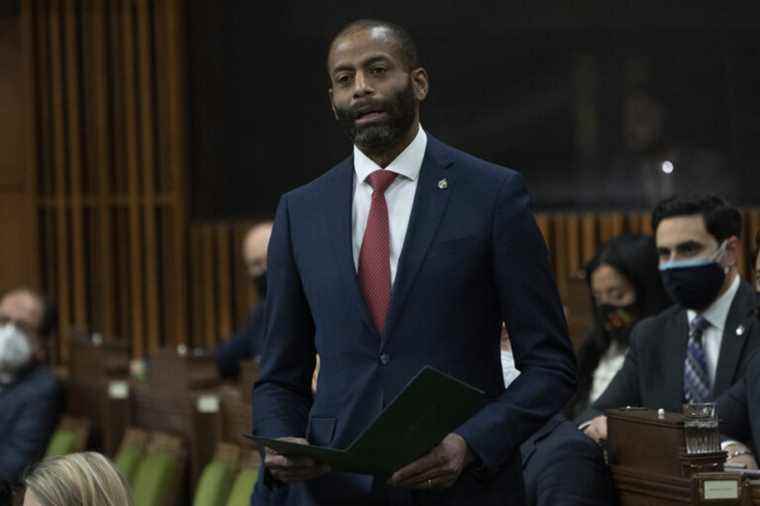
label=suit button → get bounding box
[379,353,390,365]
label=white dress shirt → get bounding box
[352,126,428,284]
[686,274,741,386]
[589,341,627,403]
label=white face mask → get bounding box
[501,349,521,388]
[0,323,32,382]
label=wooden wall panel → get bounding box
[0,16,36,293]
[22,0,189,361]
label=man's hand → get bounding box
[725,442,758,470]
[583,415,608,443]
[264,437,330,483]
[387,433,474,490]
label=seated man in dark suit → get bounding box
[215,221,272,379]
[522,415,614,506]
[0,288,61,497]
[581,195,760,442]
[717,348,760,469]
[501,336,613,506]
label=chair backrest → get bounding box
[191,442,241,506]
[225,468,258,506]
[193,460,234,506]
[45,416,91,457]
[114,427,149,484]
[131,431,185,506]
[225,449,260,506]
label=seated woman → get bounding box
[22,452,133,506]
[568,234,671,418]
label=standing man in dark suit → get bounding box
[251,19,576,505]
[582,195,760,442]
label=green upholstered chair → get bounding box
[45,416,91,457]
[114,428,149,485]
[114,443,144,484]
[225,468,258,506]
[131,431,185,506]
[45,430,77,457]
[132,452,176,506]
[193,460,234,506]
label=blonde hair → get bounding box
[23,452,133,506]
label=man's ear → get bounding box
[410,68,429,102]
[724,236,741,269]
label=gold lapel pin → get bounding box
[438,179,448,190]
[736,325,745,336]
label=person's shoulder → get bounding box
[27,365,60,393]
[630,305,681,345]
[10,365,60,401]
[428,135,522,185]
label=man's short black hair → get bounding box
[328,19,420,71]
[651,195,742,243]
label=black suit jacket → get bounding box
[0,366,61,488]
[521,415,613,506]
[717,348,760,453]
[582,280,760,422]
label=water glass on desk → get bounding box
[683,402,720,454]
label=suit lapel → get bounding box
[713,281,755,395]
[321,157,377,335]
[382,137,454,344]
[663,309,689,405]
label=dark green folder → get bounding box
[247,366,485,475]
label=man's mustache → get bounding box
[342,102,388,120]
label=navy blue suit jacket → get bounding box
[521,415,613,506]
[252,135,576,505]
[0,365,61,488]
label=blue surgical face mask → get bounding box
[659,242,728,311]
[0,324,32,383]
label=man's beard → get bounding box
[334,81,417,153]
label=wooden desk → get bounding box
[607,407,758,505]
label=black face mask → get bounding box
[253,272,267,299]
[659,259,725,311]
[597,303,640,343]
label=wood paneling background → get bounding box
[22,0,188,361]
[0,17,37,294]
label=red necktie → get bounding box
[359,169,398,333]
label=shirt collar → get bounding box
[353,126,427,184]
[687,274,741,332]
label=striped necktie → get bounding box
[684,315,711,403]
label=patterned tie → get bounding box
[684,315,712,403]
[358,170,398,333]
